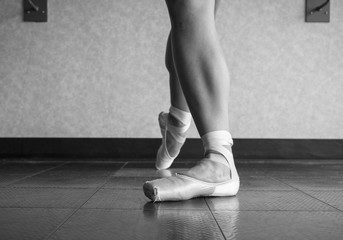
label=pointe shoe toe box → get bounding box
[143,174,239,202]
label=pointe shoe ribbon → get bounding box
[156,112,190,170]
[202,130,239,184]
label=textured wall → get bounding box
[0,0,342,138]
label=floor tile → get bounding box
[235,163,268,177]
[0,162,62,187]
[103,176,154,189]
[114,167,188,178]
[277,178,343,190]
[49,209,224,240]
[214,211,343,240]
[12,173,110,188]
[82,189,209,210]
[0,208,72,240]
[0,175,28,187]
[305,191,343,211]
[239,176,293,190]
[143,199,209,211]
[0,188,96,208]
[113,168,160,177]
[44,162,124,177]
[82,189,148,209]
[8,162,124,188]
[260,163,343,178]
[206,191,336,211]
[0,162,61,175]
[319,164,343,178]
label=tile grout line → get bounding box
[4,162,69,187]
[44,161,128,240]
[270,176,343,213]
[205,199,227,240]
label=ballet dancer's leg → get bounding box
[166,32,189,113]
[156,1,222,170]
[166,0,233,179]
[155,32,192,170]
[166,0,224,113]
[144,0,239,201]
[167,0,230,135]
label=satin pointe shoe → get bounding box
[144,145,240,202]
[156,112,189,170]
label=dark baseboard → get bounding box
[0,138,343,160]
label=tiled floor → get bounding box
[0,160,343,240]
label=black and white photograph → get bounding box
[0,0,342,239]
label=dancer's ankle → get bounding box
[168,114,186,128]
[168,106,191,128]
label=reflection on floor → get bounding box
[0,160,343,240]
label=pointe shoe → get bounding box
[144,145,239,202]
[156,112,189,170]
